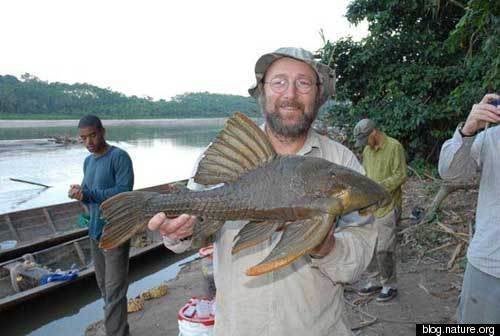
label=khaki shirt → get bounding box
[169,130,377,336]
[362,133,407,218]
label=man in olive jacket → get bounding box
[354,118,407,302]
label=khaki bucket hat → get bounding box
[248,47,336,107]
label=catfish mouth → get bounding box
[357,196,388,216]
[358,203,379,216]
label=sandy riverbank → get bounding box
[85,259,208,336]
[0,118,228,128]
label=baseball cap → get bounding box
[353,119,376,148]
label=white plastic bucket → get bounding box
[178,298,215,336]
[178,320,214,336]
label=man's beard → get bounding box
[260,96,318,139]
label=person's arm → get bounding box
[361,150,368,176]
[438,127,479,181]
[68,158,88,202]
[310,212,376,283]
[378,144,407,192]
[68,184,84,201]
[148,213,197,253]
[340,145,365,175]
[440,93,500,180]
[82,151,134,203]
[161,235,194,253]
[346,152,365,175]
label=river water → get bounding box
[0,121,225,335]
[0,123,225,214]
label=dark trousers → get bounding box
[90,238,131,336]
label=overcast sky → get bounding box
[0,0,367,101]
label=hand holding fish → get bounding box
[147,213,196,240]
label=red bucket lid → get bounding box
[178,297,215,326]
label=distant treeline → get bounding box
[0,73,259,119]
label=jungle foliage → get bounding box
[319,0,499,162]
[0,74,258,119]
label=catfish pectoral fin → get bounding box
[99,191,158,249]
[232,220,282,255]
[192,219,225,249]
[245,214,335,276]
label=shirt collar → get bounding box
[297,129,321,156]
[373,132,387,151]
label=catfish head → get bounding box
[331,165,390,215]
[300,158,390,216]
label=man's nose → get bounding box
[283,80,298,98]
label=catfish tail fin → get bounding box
[99,191,158,249]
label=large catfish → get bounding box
[100,112,389,276]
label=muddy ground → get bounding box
[85,175,477,336]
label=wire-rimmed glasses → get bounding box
[264,77,318,94]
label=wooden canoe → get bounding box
[0,233,169,312]
[0,181,186,262]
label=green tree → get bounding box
[319,0,499,162]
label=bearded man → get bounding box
[148,48,377,336]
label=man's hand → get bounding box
[68,184,83,201]
[310,226,336,258]
[462,93,500,136]
[147,213,196,240]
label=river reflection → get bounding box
[0,124,222,143]
[0,123,222,214]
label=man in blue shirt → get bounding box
[69,115,134,336]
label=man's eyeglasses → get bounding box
[263,77,318,94]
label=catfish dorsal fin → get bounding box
[193,112,276,185]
